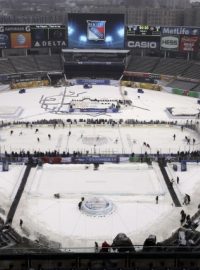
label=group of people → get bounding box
[180,209,196,229]
[94,234,135,253]
[184,136,196,145]
[172,134,196,146]
[1,118,197,129]
[143,142,151,149]
[94,241,111,253]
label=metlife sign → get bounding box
[126,36,160,50]
[161,27,200,36]
[161,36,179,51]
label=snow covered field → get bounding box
[0,85,199,121]
[0,165,25,214]
[0,84,200,250]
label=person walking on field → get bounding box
[177,176,180,184]
[156,196,159,204]
[19,219,23,227]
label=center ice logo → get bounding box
[87,20,106,41]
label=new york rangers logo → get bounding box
[87,20,106,41]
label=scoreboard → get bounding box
[127,25,161,36]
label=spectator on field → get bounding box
[100,241,111,252]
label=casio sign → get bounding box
[161,36,179,49]
[127,41,157,49]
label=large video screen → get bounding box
[68,14,125,49]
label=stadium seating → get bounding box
[152,58,191,76]
[127,56,160,72]
[181,63,200,80]
[191,84,200,93]
[9,56,38,73]
[0,58,16,74]
[167,80,198,91]
[4,55,63,74]
[34,55,63,72]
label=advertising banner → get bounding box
[161,26,200,36]
[31,25,66,48]
[10,32,31,48]
[179,36,199,52]
[0,25,31,33]
[0,24,31,49]
[126,35,160,49]
[0,33,9,48]
[127,25,160,36]
[76,79,110,85]
[72,156,119,163]
[31,26,48,47]
[160,35,179,51]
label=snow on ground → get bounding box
[0,165,26,215]
[167,162,200,206]
[0,85,200,250]
[0,85,199,121]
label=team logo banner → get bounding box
[87,20,106,41]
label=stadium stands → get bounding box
[34,55,63,72]
[181,62,200,80]
[126,56,200,86]
[127,56,160,72]
[152,58,192,76]
[0,55,63,76]
[1,54,200,83]
[9,56,38,73]
[0,58,16,74]
[191,84,200,93]
[167,80,198,91]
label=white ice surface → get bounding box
[11,161,200,250]
[13,163,175,249]
[0,125,199,154]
